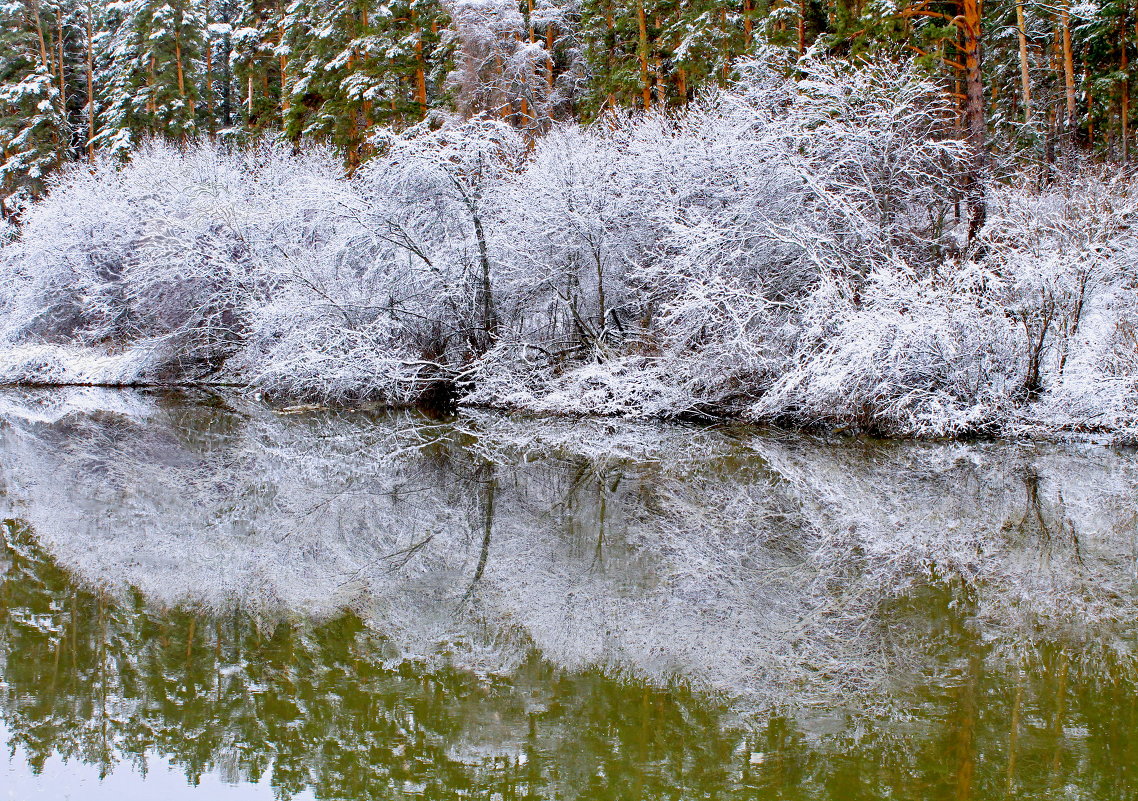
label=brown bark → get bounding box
[546,23,555,90]
[412,7,427,115]
[1015,0,1032,122]
[1061,3,1077,135]
[30,0,61,155]
[721,6,730,80]
[175,38,185,96]
[797,0,806,57]
[744,0,753,48]
[637,1,651,110]
[960,0,987,240]
[279,24,288,112]
[31,0,50,73]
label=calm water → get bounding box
[0,388,1136,800]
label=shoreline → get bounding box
[2,375,1133,446]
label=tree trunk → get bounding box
[86,1,95,160]
[279,17,288,114]
[176,36,187,99]
[56,15,65,112]
[1124,2,1131,161]
[1015,0,1032,122]
[205,12,214,124]
[469,205,497,351]
[413,8,428,116]
[546,23,555,90]
[960,0,987,240]
[148,55,156,115]
[654,14,664,106]
[797,0,806,57]
[1085,58,1094,146]
[637,1,651,110]
[720,6,730,80]
[222,32,232,127]
[1061,3,1077,138]
[30,0,61,155]
[31,0,51,73]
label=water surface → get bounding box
[1,388,1136,800]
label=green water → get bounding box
[0,389,1136,800]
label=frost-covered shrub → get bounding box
[734,56,965,280]
[0,140,346,379]
[4,57,1138,436]
[753,266,1024,436]
[978,166,1138,434]
[0,343,160,386]
[467,350,694,417]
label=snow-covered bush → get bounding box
[753,265,1024,436]
[0,140,346,381]
[3,57,1138,436]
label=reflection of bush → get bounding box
[0,389,1137,798]
[0,523,747,799]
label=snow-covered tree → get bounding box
[0,0,72,215]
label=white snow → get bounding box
[1,56,1136,437]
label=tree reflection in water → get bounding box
[0,387,1136,800]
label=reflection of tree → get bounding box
[0,389,1137,798]
[0,523,760,799]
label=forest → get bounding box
[5,0,1138,192]
[1,1,1137,437]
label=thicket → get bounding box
[2,56,1136,437]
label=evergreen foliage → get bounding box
[5,0,1138,210]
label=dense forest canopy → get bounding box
[0,0,1132,213]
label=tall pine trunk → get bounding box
[1124,3,1130,161]
[412,7,427,115]
[1015,0,1032,123]
[1061,3,1076,139]
[960,0,987,240]
[797,0,806,56]
[637,1,651,110]
[86,1,95,159]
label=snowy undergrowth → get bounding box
[0,342,163,386]
[2,55,1138,437]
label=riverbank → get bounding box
[2,342,1135,444]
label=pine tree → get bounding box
[0,0,72,215]
[230,0,284,132]
[284,0,451,164]
[92,0,206,156]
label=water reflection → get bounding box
[0,388,1136,799]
